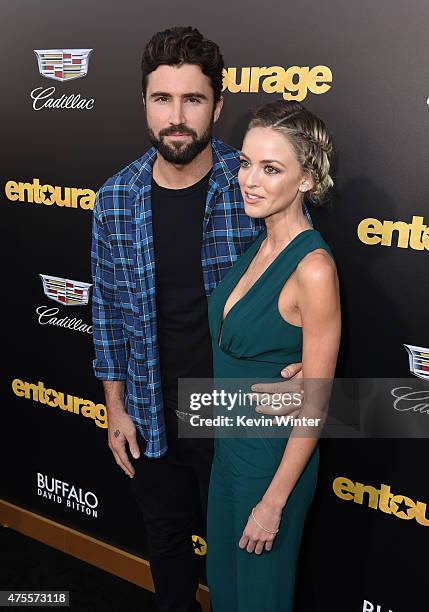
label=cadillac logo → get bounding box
[40,274,92,306]
[34,49,93,82]
[404,344,429,381]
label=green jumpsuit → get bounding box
[206,228,331,612]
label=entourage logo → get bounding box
[363,600,394,612]
[192,535,207,556]
[4,178,96,211]
[12,378,107,429]
[32,49,95,110]
[357,215,429,250]
[333,477,429,526]
[222,65,332,101]
[37,472,99,518]
[404,344,429,381]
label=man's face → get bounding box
[145,64,223,165]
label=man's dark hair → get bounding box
[141,26,224,101]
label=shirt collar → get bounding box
[129,138,238,195]
[210,137,239,193]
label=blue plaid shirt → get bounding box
[91,138,265,457]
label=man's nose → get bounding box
[169,100,186,126]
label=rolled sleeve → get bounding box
[91,188,128,380]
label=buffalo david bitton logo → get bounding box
[37,472,99,518]
[404,344,429,381]
[333,477,429,526]
[40,274,92,306]
[34,49,93,82]
[363,601,394,612]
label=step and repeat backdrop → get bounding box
[2,1,428,610]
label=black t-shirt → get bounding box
[151,170,213,412]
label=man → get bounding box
[91,26,303,612]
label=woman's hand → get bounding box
[238,499,283,554]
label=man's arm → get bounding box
[91,189,140,476]
[103,380,140,477]
[91,189,129,381]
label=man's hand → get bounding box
[251,361,303,416]
[107,405,140,478]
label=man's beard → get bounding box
[148,120,213,165]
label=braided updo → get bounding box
[248,100,333,204]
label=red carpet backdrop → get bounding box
[1,1,429,611]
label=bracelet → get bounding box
[251,507,279,534]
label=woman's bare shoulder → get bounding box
[295,248,337,288]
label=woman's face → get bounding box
[238,126,312,219]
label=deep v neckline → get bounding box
[217,228,314,347]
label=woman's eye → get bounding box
[239,158,250,168]
[265,165,279,174]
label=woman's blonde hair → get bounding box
[248,100,334,204]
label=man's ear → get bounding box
[213,95,224,124]
[142,92,146,107]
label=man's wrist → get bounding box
[106,400,126,414]
[102,380,125,411]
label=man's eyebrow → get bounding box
[183,92,208,99]
[240,151,286,167]
[149,91,171,98]
[149,91,209,100]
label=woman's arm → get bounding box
[239,250,341,554]
[262,251,340,501]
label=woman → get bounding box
[206,100,341,611]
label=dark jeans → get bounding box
[129,409,213,612]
